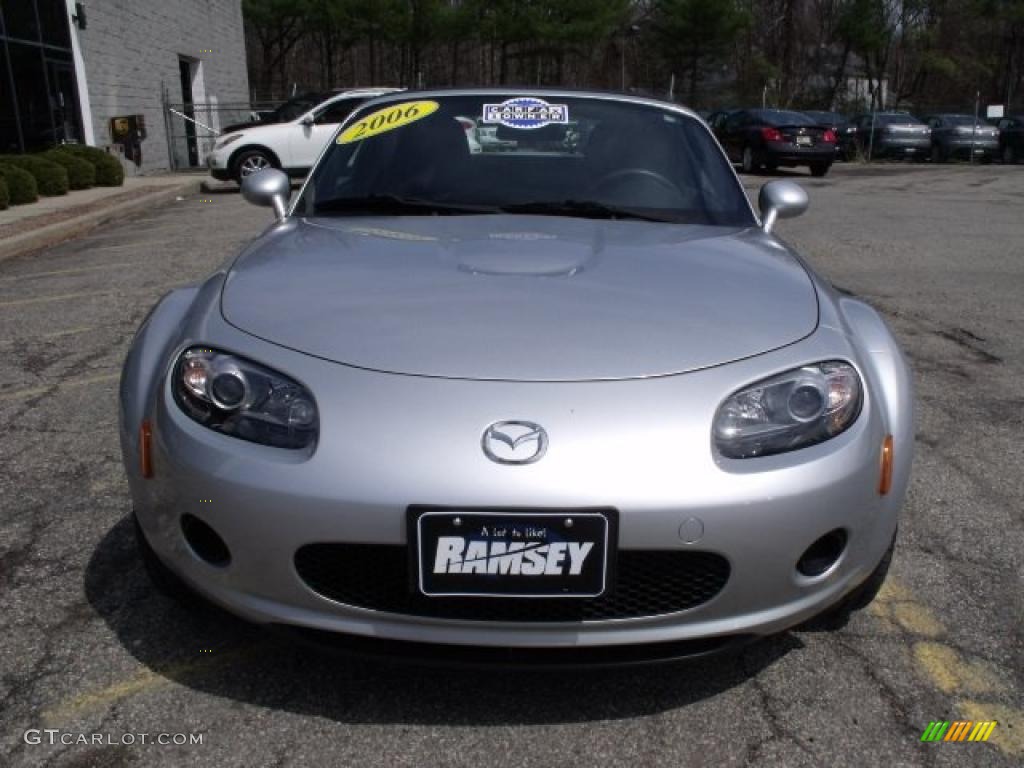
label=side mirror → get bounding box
[758,180,808,233]
[300,115,315,127]
[240,168,291,220]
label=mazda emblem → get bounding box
[482,421,548,465]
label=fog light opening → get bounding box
[181,514,231,567]
[797,528,847,577]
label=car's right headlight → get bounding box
[172,347,318,449]
[713,361,862,459]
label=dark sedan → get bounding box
[717,109,836,176]
[802,110,856,160]
[849,113,931,159]
[996,115,1024,163]
[923,114,999,162]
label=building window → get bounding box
[0,0,82,152]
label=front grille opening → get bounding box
[294,544,730,622]
[796,528,847,577]
[181,514,231,567]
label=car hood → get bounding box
[221,215,818,381]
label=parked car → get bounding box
[849,113,931,159]
[706,109,736,136]
[995,115,1024,163]
[122,90,912,662]
[717,109,837,176]
[207,88,402,182]
[922,114,999,162]
[802,110,856,160]
[222,91,330,134]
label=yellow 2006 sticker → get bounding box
[338,100,440,144]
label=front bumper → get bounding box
[124,320,909,650]
[206,148,232,180]
[873,137,931,157]
[942,138,999,157]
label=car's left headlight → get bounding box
[172,347,318,449]
[215,133,243,150]
[713,361,862,459]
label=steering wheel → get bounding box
[587,168,686,206]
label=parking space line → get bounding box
[40,326,97,339]
[0,326,96,349]
[0,290,115,308]
[42,647,254,725]
[0,263,133,282]
[82,238,178,250]
[0,372,119,401]
[869,579,1016,755]
[960,701,1024,757]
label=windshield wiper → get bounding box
[500,199,671,223]
[313,194,498,216]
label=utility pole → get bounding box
[971,90,980,165]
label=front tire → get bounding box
[1003,144,1017,164]
[231,149,275,183]
[931,143,945,163]
[809,161,830,177]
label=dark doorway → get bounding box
[178,57,199,167]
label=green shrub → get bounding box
[0,174,8,210]
[0,155,69,196]
[59,144,124,187]
[43,149,96,190]
[0,164,39,205]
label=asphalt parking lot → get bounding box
[1,163,1021,767]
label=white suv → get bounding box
[207,88,402,182]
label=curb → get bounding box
[0,179,202,263]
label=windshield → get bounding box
[876,114,924,125]
[274,93,326,122]
[805,111,845,124]
[296,93,755,227]
[941,115,979,126]
[753,110,814,126]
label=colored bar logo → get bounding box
[921,720,997,742]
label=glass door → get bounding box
[45,56,82,143]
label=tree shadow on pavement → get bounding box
[86,515,801,726]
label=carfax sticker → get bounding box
[337,100,439,144]
[482,97,569,130]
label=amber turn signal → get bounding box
[878,434,894,495]
[140,420,153,478]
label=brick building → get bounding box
[0,0,249,173]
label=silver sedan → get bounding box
[120,90,913,663]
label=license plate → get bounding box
[409,508,615,597]
[796,135,812,146]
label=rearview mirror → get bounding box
[758,180,808,233]
[240,168,291,221]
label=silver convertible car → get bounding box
[120,90,913,663]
